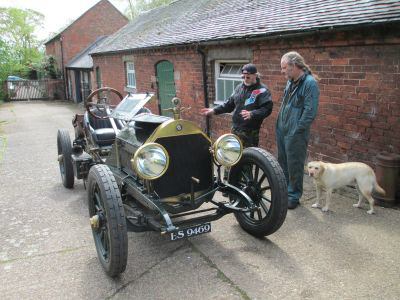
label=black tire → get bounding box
[229,147,288,237]
[57,129,74,188]
[87,164,128,277]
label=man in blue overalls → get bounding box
[277,52,320,209]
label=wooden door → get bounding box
[156,61,176,117]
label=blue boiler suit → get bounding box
[276,72,319,205]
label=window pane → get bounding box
[219,64,243,79]
[216,62,249,102]
[219,63,225,73]
[217,79,225,101]
[220,65,230,75]
[128,73,136,87]
[127,62,134,71]
[126,61,136,87]
[225,80,234,97]
[229,65,241,74]
[128,74,132,86]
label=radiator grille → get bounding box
[153,134,213,198]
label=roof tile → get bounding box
[91,0,400,54]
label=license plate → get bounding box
[170,223,211,241]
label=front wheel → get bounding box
[229,147,288,237]
[87,164,128,277]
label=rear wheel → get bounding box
[229,147,288,237]
[57,129,74,188]
[87,164,128,277]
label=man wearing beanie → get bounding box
[200,63,273,148]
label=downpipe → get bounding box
[197,46,210,137]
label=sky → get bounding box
[0,0,128,42]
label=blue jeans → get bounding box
[276,129,309,203]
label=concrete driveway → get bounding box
[0,101,399,299]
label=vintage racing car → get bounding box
[57,87,288,277]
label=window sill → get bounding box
[213,100,224,106]
[124,86,136,93]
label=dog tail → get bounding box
[374,181,386,195]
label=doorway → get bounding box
[74,70,82,103]
[156,61,176,117]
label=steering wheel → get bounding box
[85,87,123,119]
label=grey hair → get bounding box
[281,51,320,80]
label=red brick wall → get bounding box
[92,54,126,104]
[205,25,400,165]
[251,25,400,165]
[62,0,128,65]
[45,41,56,58]
[45,40,63,73]
[92,47,208,130]
[92,24,400,166]
[47,79,64,99]
[45,0,128,75]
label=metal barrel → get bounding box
[373,152,400,207]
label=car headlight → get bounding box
[131,143,169,180]
[213,134,243,167]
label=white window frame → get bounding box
[214,60,248,104]
[126,62,136,88]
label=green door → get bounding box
[156,61,176,117]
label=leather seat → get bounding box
[84,110,116,146]
[92,127,116,146]
[83,107,152,147]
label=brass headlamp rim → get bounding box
[212,133,243,167]
[131,142,170,180]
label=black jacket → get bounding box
[213,78,273,130]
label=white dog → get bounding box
[307,161,385,214]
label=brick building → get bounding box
[90,0,400,165]
[45,0,128,102]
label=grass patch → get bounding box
[0,135,7,165]
[0,105,15,167]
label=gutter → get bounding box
[197,46,210,137]
[60,36,67,100]
[44,34,61,46]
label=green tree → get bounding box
[0,7,44,75]
[0,39,17,78]
[0,7,45,99]
[121,0,176,20]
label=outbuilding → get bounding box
[45,0,128,102]
[90,0,400,164]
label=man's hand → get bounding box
[240,110,252,120]
[200,108,214,116]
